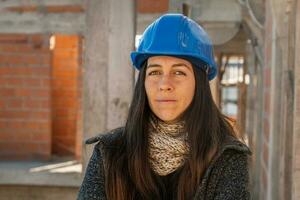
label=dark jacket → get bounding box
[77,127,252,200]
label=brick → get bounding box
[29,67,51,76]
[0,110,50,120]
[0,142,19,154]
[0,43,49,53]
[6,99,23,109]
[0,54,50,66]
[53,109,77,120]
[0,88,14,96]
[27,122,50,130]
[0,67,27,76]
[137,0,169,13]
[2,77,23,87]
[0,67,10,76]
[0,54,25,65]
[40,100,51,109]
[52,49,79,59]
[0,121,23,129]
[0,100,5,109]
[14,131,34,142]
[53,119,76,129]
[54,35,79,48]
[52,79,77,88]
[23,99,43,109]
[52,68,78,78]
[0,33,53,160]
[52,59,79,69]
[30,88,51,97]
[35,143,51,155]
[0,34,28,42]
[41,78,51,87]
[53,136,75,143]
[0,77,6,86]
[29,34,46,44]
[52,125,75,137]
[6,121,50,130]
[52,88,78,97]
[0,67,39,77]
[52,142,75,155]
[17,143,37,154]
[50,34,82,157]
[14,88,31,97]
[46,5,84,13]
[27,111,51,120]
[0,132,11,141]
[32,132,51,142]
[0,111,26,119]
[22,78,42,87]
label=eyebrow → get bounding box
[146,63,192,71]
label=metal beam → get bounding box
[0,12,84,34]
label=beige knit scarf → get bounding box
[148,115,190,176]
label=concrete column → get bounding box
[245,42,262,200]
[83,0,135,162]
[107,0,136,130]
[292,0,300,199]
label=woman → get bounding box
[78,14,252,200]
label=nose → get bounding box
[158,75,174,92]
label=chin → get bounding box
[155,113,179,123]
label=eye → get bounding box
[147,71,161,76]
[174,71,186,76]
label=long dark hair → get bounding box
[104,62,238,200]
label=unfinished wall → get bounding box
[51,35,82,158]
[0,34,52,160]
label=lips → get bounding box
[156,99,176,102]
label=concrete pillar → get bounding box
[83,0,135,161]
[245,42,262,200]
[292,0,300,199]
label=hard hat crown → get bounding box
[131,13,217,80]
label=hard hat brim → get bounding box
[130,51,217,81]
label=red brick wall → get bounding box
[137,0,169,13]
[51,35,82,157]
[0,34,52,160]
[0,33,82,160]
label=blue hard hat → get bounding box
[130,13,217,80]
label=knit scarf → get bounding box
[148,115,190,176]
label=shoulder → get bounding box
[78,128,124,200]
[200,135,252,187]
[215,135,252,162]
[85,126,125,146]
[81,127,125,177]
[212,135,252,170]
[195,137,252,199]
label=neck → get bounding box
[149,113,186,137]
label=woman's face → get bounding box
[145,56,196,123]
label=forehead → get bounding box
[147,56,192,66]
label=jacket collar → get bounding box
[85,127,252,156]
[219,135,252,156]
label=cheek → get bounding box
[145,80,155,101]
[182,79,195,105]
